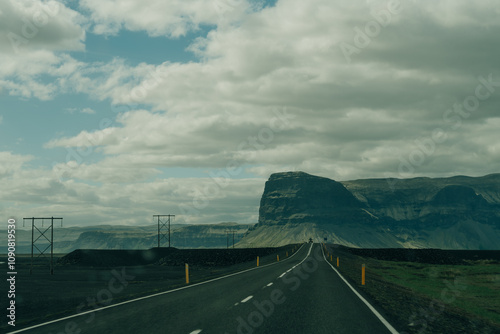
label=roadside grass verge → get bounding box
[325,245,500,334]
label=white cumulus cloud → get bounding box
[80,0,254,37]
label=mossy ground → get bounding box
[325,245,500,334]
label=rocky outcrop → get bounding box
[257,171,374,227]
[239,171,500,249]
[343,175,500,229]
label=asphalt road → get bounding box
[10,244,399,334]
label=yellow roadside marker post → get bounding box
[185,263,189,284]
[257,256,259,267]
[277,255,280,262]
[337,257,339,267]
[362,264,366,285]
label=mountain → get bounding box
[237,171,500,249]
[1,223,250,254]
[256,171,373,226]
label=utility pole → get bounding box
[23,217,63,275]
[154,215,175,247]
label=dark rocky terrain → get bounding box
[57,246,292,267]
[238,171,500,249]
[335,245,500,265]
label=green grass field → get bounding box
[325,245,500,334]
[370,260,500,325]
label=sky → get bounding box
[1,0,499,227]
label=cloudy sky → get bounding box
[1,0,499,227]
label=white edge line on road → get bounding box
[267,282,273,287]
[8,243,307,334]
[241,296,253,303]
[189,330,202,334]
[321,247,400,334]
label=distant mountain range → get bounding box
[237,171,500,249]
[1,222,250,254]
[5,172,499,253]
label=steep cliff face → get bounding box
[343,175,500,227]
[257,171,374,227]
[239,171,500,249]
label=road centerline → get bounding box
[241,296,253,303]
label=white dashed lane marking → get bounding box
[241,296,253,303]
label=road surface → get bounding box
[10,244,399,334]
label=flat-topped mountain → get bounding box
[238,172,500,249]
[257,171,372,226]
